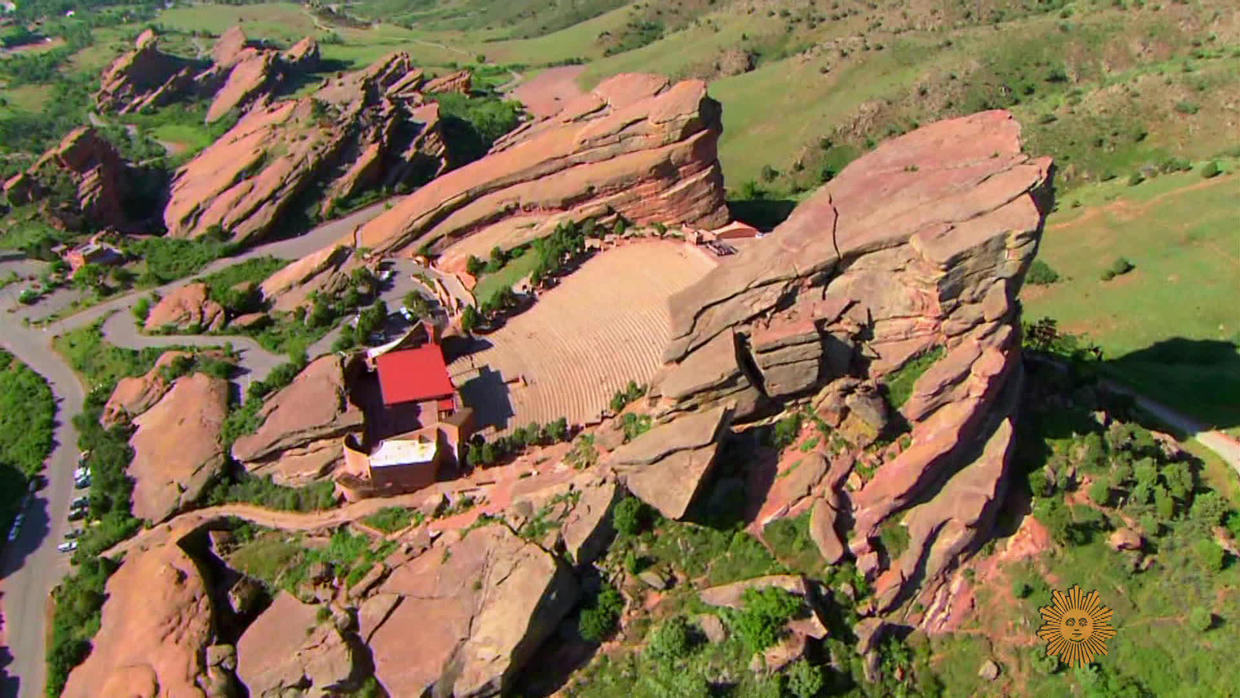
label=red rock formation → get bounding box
[164,52,448,244]
[424,68,471,94]
[2,127,136,232]
[236,592,356,695]
[61,540,215,698]
[339,72,728,266]
[95,26,317,121]
[640,110,1052,621]
[102,350,192,426]
[128,372,229,522]
[143,282,227,332]
[232,354,365,486]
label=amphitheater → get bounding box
[448,240,717,434]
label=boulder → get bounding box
[2,126,138,232]
[809,496,846,564]
[258,244,358,313]
[232,354,364,485]
[165,53,449,244]
[102,350,192,426]
[61,541,214,698]
[978,659,1001,681]
[365,523,579,697]
[143,282,227,332]
[339,72,728,265]
[611,405,731,519]
[236,592,356,697]
[1108,527,1143,552]
[128,373,230,522]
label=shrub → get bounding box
[132,296,152,322]
[730,586,801,654]
[1174,101,1200,114]
[621,412,652,442]
[613,496,650,536]
[1100,257,1134,281]
[646,615,693,664]
[771,413,803,449]
[578,585,624,642]
[1127,171,1145,186]
[1201,160,1222,178]
[1026,259,1060,285]
[466,255,486,276]
[1189,606,1214,632]
[1088,480,1111,506]
[1193,539,1226,571]
[785,659,826,698]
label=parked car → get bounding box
[378,269,396,282]
[78,450,90,463]
[27,475,44,493]
[67,507,87,522]
[74,475,91,489]
[74,466,88,480]
[57,540,77,553]
[63,528,81,540]
[70,495,89,509]
[7,513,23,543]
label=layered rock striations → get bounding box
[637,110,1052,618]
[96,26,319,121]
[163,52,449,244]
[340,72,729,267]
[2,126,139,232]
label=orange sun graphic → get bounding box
[1037,584,1116,668]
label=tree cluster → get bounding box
[466,417,570,467]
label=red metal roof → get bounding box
[374,344,455,406]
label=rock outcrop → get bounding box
[2,127,138,232]
[164,52,449,244]
[61,540,215,698]
[645,110,1052,620]
[610,405,731,519]
[424,68,471,94]
[129,373,230,522]
[95,27,318,121]
[143,282,227,332]
[236,592,356,696]
[340,72,729,267]
[257,243,362,313]
[232,354,364,486]
[363,523,578,697]
[102,350,191,427]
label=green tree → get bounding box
[460,305,480,333]
[785,659,825,698]
[730,586,801,654]
[646,615,692,665]
[613,496,650,536]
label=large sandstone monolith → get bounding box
[236,592,356,696]
[647,110,1052,619]
[338,72,729,267]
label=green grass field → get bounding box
[472,247,540,307]
[1023,163,1240,435]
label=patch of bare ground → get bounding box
[510,65,587,119]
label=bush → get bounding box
[578,585,624,642]
[1174,101,1200,115]
[1127,171,1145,186]
[46,557,119,697]
[1201,160,1222,178]
[1026,259,1060,285]
[771,413,803,449]
[621,412,652,442]
[1088,480,1111,506]
[729,586,801,654]
[363,506,422,533]
[1188,606,1214,632]
[785,659,826,698]
[613,496,650,536]
[646,615,693,664]
[1100,257,1135,281]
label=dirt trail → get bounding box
[1048,175,1231,232]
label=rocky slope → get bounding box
[96,27,319,122]
[143,282,227,332]
[163,52,449,244]
[232,354,364,486]
[102,350,191,426]
[335,72,728,267]
[623,109,1052,620]
[2,126,140,232]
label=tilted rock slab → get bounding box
[649,110,1052,617]
[609,405,732,519]
[61,540,215,698]
[129,372,229,522]
[102,350,192,427]
[236,592,356,697]
[2,126,137,232]
[232,354,364,486]
[363,524,578,697]
[341,72,729,265]
[165,52,447,244]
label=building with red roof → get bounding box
[374,343,457,411]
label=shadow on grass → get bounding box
[727,197,796,232]
[1104,337,1240,432]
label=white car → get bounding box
[74,466,89,480]
[378,270,396,282]
[57,540,77,553]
